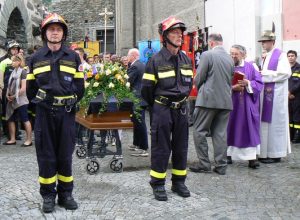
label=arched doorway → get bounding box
[6,7,27,49]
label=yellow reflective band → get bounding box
[39,175,57,184]
[26,73,35,80]
[172,169,187,176]
[292,73,300,78]
[181,69,193,77]
[33,65,51,75]
[60,65,76,75]
[38,89,46,93]
[290,124,294,128]
[294,124,300,129]
[54,95,75,99]
[155,100,165,105]
[158,70,175,78]
[150,170,167,179]
[74,71,84,78]
[57,174,73,182]
[143,73,156,81]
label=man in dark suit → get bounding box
[127,48,149,157]
[190,33,234,175]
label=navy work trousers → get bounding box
[150,102,189,186]
[35,104,76,199]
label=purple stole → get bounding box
[261,48,281,123]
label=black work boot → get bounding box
[292,129,300,143]
[42,197,55,213]
[171,182,191,198]
[58,196,78,210]
[152,185,168,201]
[290,127,295,141]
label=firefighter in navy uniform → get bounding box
[141,16,193,201]
[26,13,84,213]
[288,50,300,143]
[0,40,20,138]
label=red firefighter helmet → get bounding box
[158,16,186,47]
[158,16,186,36]
[41,13,68,41]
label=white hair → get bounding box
[128,48,140,57]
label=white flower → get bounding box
[124,74,129,79]
[100,64,104,72]
[126,82,130,88]
[106,69,112,75]
[84,82,90,88]
[108,82,115,88]
[93,82,99,87]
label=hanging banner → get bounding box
[138,39,161,64]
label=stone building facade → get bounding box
[49,0,205,55]
[115,0,205,55]
[0,0,43,53]
[51,0,115,54]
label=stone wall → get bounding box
[51,0,115,43]
[0,0,43,51]
[116,0,205,55]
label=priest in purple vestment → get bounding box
[227,45,263,169]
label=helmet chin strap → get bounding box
[47,39,63,44]
[45,35,64,44]
[165,37,180,48]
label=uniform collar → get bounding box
[41,44,69,56]
[292,62,300,69]
[161,46,182,61]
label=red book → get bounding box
[232,71,245,85]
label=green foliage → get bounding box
[79,62,141,116]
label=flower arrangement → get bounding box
[79,62,140,115]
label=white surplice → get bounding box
[260,48,292,158]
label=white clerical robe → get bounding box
[260,48,292,158]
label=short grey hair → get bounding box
[231,44,247,55]
[208,33,223,42]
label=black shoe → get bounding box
[227,156,233,164]
[258,158,281,164]
[58,196,78,210]
[273,158,281,163]
[171,183,190,198]
[3,141,16,145]
[213,167,226,175]
[42,197,55,213]
[152,185,168,201]
[189,166,211,173]
[248,160,260,169]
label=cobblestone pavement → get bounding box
[0,123,300,219]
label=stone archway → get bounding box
[0,0,33,50]
[6,7,28,48]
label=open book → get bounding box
[232,71,245,85]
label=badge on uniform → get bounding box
[184,77,191,83]
[64,76,72,82]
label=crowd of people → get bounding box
[0,12,299,211]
